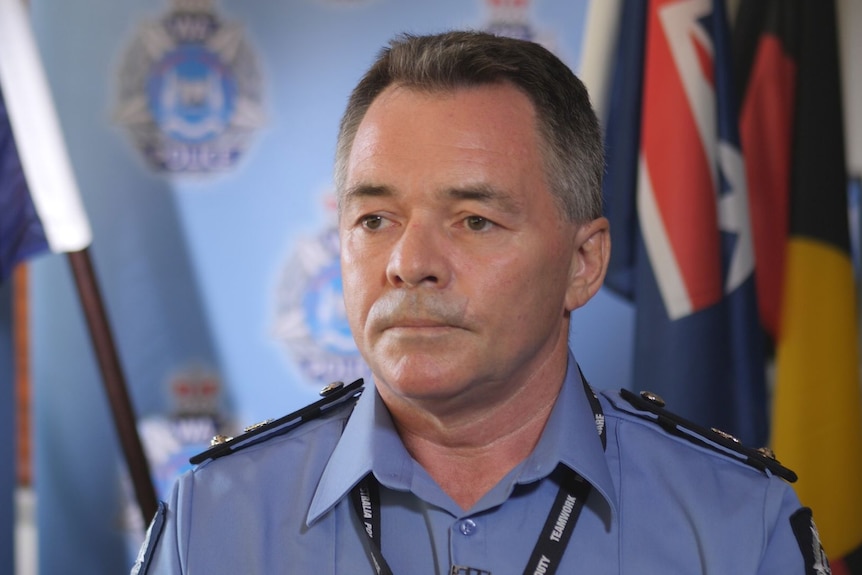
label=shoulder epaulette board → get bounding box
[189,378,365,465]
[619,388,797,483]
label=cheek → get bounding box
[487,246,571,313]
[340,255,378,337]
[481,244,568,292]
[340,264,364,309]
[340,231,369,281]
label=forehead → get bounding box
[342,83,547,199]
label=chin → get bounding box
[372,355,464,398]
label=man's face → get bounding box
[339,83,593,410]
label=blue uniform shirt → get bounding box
[133,353,819,574]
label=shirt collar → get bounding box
[307,385,407,525]
[307,351,618,525]
[518,352,617,515]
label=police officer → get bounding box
[132,31,828,574]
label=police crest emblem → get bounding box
[114,0,264,173]
[272,222,371,387]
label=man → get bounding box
[133,31,827,574]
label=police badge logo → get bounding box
[484,0,538,41]
[120,364,230,564]
[272,222,371,388]
[482,0,558,52]
[114,0,264,173]
[315,0,379,5]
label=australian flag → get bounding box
[602,0,768,446]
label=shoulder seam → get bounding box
[188,378,365,465]
[615,389,797,483]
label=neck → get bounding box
[382,358,567,511]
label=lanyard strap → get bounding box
[349,372,605,575]
[350,467,591,575]
[350,477,392,575]
[521,466,591,575]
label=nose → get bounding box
[386,221,451,288]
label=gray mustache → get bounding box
[368,292,467,329]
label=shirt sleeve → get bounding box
[130,481,184,575]
[758,478,828,575]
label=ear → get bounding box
[564,217,610,311]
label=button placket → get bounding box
[450,516,488,574]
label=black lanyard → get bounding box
[349,372,605,575]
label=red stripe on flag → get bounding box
[830,559,849,575]
[739,35,795,339]
[642,0,722,312]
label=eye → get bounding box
[464,215,493,232]
[361,215,385,230]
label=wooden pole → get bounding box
[13,265,31,487]
[67,249,158,523]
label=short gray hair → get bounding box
[334,30,604,223]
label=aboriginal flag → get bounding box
[597,0,768,446]
[735,0,862,568]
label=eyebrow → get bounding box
[338,184,387,216]
[341,182,523,214]
[447,184,522,215]
[341,183,392,206]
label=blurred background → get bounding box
[1,0,860,573]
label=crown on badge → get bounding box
[171,0,215,14]
[486,0,532,13]
[484,0,535,40]
[485,0,532,26]
[170,367,221,416]
[487,0,531,7]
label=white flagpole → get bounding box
[577,0,623,128]
[0,0,91,252]
[0,0,157,525]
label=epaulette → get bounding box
[619,388,797,483]
[189,378,365,465]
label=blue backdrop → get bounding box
[26,1,634,573]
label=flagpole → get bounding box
[67,248,158,523]
[1,0,157,526]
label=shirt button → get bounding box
[458,519,478,536]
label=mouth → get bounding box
[385,321,457,332]
[380,316,465,336]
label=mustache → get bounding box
[367,291,468,330]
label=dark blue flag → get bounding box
[0,85,49,283]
